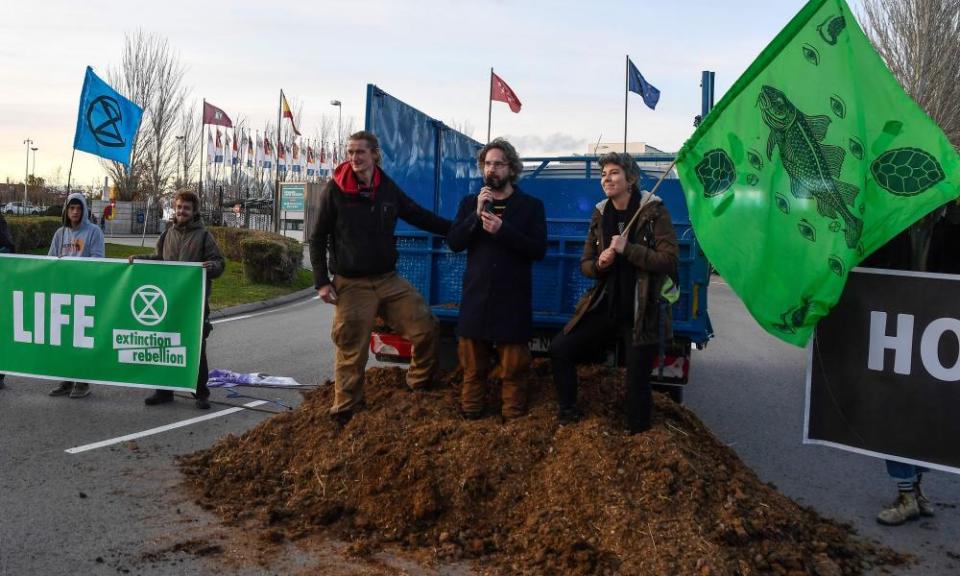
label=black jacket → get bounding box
[310,167,451,288]
[0,213,14,253]
[447,187,547,343]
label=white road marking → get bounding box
[64,296,319,453]
[211,296,320,325]
[64,400,268,454]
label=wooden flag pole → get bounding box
[623,159,678,234]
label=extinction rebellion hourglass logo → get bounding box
[86,96,127,148]
[114,285,187,367]
[131,285,167,326]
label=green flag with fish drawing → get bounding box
[676,0,960,346]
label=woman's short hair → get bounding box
[598,152,642,188]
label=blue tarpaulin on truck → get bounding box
[364,84,712,356]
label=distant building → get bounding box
[588,142,668,156]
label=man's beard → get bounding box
[484,174,508,191]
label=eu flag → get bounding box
[627,58,660,110]
[73,67,144,166]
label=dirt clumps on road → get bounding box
[179,362,906,575]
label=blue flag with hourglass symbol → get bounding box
[73,66,144,166]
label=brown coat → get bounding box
[563,191,679,346]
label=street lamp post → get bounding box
[31,146,38,208]
[22,138,33,208]
[330,100,342,162]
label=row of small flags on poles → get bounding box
[68,62,661,180]
[202,122,337,178]
[203,98,336,181]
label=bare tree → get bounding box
[104,31,189,202]
[343,116,357,141]
[860,0,960,270]
[103,33,155,200]
[318,114,334,149]
[446,117,476,138]
[177,100,201,192]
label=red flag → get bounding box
[203,101,233,127]
[491,72,522,113]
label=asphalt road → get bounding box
[1,277,957,575]
[0,294,338,576]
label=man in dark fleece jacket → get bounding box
[310,131,451,424]
[129,191,225,409]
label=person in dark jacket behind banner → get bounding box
[0,211,14,254]
[447,138,546,420]
[310,130,451,426]
[0,211,13,389]
[128,191,225,409]
[549,152,679,433]
[859,230,938,526]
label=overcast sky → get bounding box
[1,0,859,187]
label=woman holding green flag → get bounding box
[549,152,679,433]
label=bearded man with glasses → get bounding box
[447,138,547,421]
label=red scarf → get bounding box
[333,161,381,200]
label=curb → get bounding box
[209,287,317,320]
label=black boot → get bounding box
[144,390,175,406]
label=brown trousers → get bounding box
[458,338,532,418]
[330,272,439,414]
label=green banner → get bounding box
[281,183,305,211]
[0,254,205,390]
[676,0,960,347]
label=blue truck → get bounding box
[364,84,713,401]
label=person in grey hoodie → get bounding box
[48,193,105,399]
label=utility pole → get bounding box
[30,146,38,207]
[22,138,33,208]
[330,100,342,162]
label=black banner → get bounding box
[805,268,960,474]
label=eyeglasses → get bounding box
[484,161,509,169]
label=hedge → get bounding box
[239,238,297,284]
[5,216,62,253]
[2,220,304,286]
[208,227,302,266]
[208,227,304,285]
